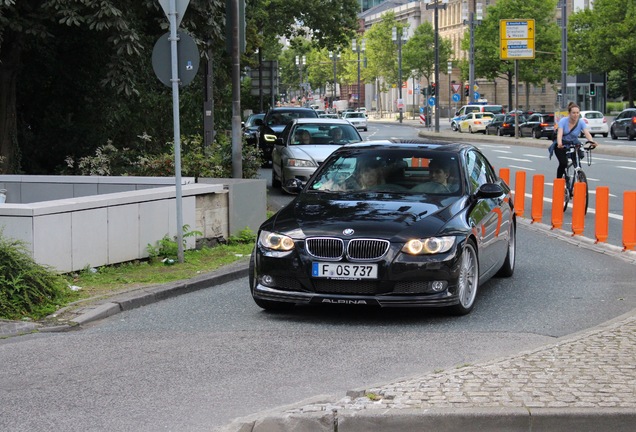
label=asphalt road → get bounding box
[1,224,635,431]
[2,121,635,431]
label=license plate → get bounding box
[312,262,378,279]
[592,127,600,130]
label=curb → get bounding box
[217,407,636,432]
[0,259,250,337]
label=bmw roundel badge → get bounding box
[343,228,355,236]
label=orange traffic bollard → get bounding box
[499,168,510,187]
[595,186,609,243]
[623,191,636,251]
[571,182,586,236]
[552,178,565,230]
[531,174,544,223]
[514,171,526,218]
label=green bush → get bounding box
[606,101,628,113]
[65,131,263,180]
[0,232,79,320]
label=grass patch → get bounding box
[65,242,253,300]
[1,227,256,321]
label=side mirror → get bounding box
[274,138,284,146]
[282,178,303,194]
[476,183,504,199]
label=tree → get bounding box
[460,0,560,109]
[1,0,358,174]
[569,0,636,106]
[363,12,406,113]
[402,21,452,87]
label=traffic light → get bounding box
[464,85,469,97]
[431,83,436,96]
[589,83,596,97]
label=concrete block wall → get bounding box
[0,176,268,273]
[0,184,216,273]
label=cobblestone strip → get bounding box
[285,315,636,415]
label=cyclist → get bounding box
[554,102,598,179]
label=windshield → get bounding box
[308,149,462,196]
[290,124,362,145]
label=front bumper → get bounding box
[252,243,463,308]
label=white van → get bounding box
[455,104,504,117]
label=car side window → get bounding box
[465,150,496,194]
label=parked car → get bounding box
[485,113,525,137]
[319,113,340,119]
[518,113,555,139]
[250,140,516,315]
[579,111,608,138]
[271,118,362,191]
[341,111,368,131]
[242,113,265,146]
[610,108,636,140]
[258,107,319,163]
[458,112,494,134]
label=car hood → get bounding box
[284,144,343,163]
[266,192,465,240]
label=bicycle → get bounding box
[562,140,595,214]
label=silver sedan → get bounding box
[271,118,363,193]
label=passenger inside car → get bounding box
[294,129,312,144]
[344,158,385,190]
[411,159,457,194]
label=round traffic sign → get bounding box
[452,93,461,103]
[428,97,435,107]
[473,91,480,100]
[152,31,200,88]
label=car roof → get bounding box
[337,139,473,153]
[266,107,316,114]
[292,118,353,125]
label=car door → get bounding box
[519,114,537,137]
[614,111,628,138]
[464,150,508,277]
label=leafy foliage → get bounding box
[569,0,636,106]
[0,231,79,320]
[64,132,263,179]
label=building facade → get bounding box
[360,0,604,117]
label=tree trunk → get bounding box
[0,36,21,174]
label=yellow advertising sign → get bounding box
[500,19,535,60]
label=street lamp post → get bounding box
[462,1,483,104]
[426,0,448,133]
[392,27,407,124]
[559,0,567,110]
[329,51,340,109]
[352,38,366,110]
[447,61,453,121]
[295,55,306,103]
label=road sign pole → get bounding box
[168,0,185,263]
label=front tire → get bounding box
[449,240,479,316]
[496,221,516,277]
[533,128,541,139]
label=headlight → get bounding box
[259,231,295,251]
[263,134,277,142]
[402,236,455,255]
[285,158,316,167]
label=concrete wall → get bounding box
[0,176,267,273]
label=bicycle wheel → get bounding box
[562,167,573,212]
[576,170,589,215]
